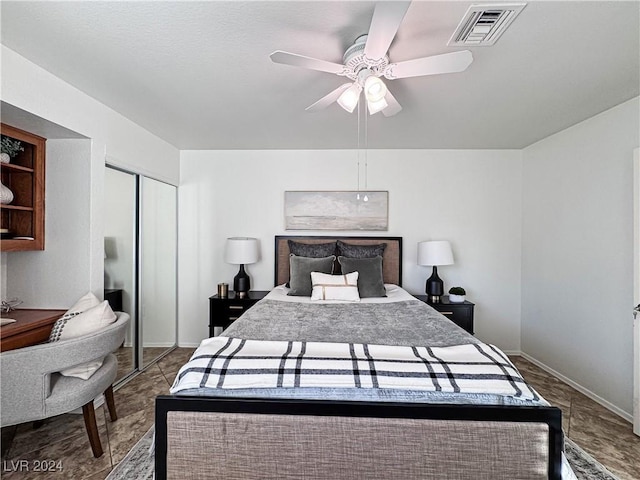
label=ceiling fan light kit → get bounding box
[363,74,387,103]
[367,96,388,115]
[337,83,362,113]
[270,1,477,117]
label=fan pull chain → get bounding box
[357,99,361,198]
[363,107,369,201]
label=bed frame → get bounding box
[155,235,564,479]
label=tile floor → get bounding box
[1,349,638,479]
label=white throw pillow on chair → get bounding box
[49,296,117,380]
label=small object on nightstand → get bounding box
[448,286,466,303]
[415,294,475,335]
[209,290,268,337]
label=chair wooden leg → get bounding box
[105,385,117,422]
[82,401,103,458]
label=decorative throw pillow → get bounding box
[336,240,387,259]
[338,256,386,298]
[288,255,335,296]
[288,240,337,258]
[310,272,360,302]
[49,298,117,380]
[286,241,337,287]
[56,291,102,329]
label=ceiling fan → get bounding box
[269,1,473,117]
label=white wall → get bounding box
[522,97,640,418]
[6,139,91,307]
[1,45,179,306]
[179,149,523,348]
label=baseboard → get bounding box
[518,351,633,423]
[177,342,201,348]
[502,350,521,356]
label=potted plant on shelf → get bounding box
[448,287,466,303]
[1,136,24,164]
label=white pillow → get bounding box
[311,272,360,302]
[49,299,117,379]
[47,292,101,343]
[65,292,101,316]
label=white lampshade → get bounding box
[224,237,259,265]
[417,241,454,266]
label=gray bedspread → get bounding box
[175,298,545,407]
[222,298,478,347]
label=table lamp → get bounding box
[224,237,259,298]
[417,240,454,303]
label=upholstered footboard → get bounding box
[155,396,563,480]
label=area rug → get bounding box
[106,427,154,480]
[564,438,620,480]
[106,427,619,480]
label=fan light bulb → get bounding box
[337,83,362,113]
[367,96,388,115]
[364,75,387,103]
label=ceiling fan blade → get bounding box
[364,1,411,62]
[382,90,402,117]
[385,50,473,79]
[305,83,352,112]
[270,50,345,75]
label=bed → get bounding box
[156,235,566,479]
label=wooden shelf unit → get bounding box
[0,123,46,251]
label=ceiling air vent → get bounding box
[448,3,526,46]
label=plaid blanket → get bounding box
[170,337,539,402]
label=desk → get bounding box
[0,309,66,352]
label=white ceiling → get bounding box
[1,1,638,150]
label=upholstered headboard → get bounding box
[274,236,403,287]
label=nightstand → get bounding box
[415,295,475,334]
[104,289,123,312]
[209,290,269,337]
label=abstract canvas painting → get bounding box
[284,191,388,231]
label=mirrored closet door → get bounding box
[104,165,178,383]
[139,176,177,368]
[104,166,137,382]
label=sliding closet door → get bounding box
[139,176,177,367]
[104,166,137,383]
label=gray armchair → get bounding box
[1,312,130,457]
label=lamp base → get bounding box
[425,266,444,303]
[233,264,250,298]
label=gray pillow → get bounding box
[288,255,336,296]
[286,241,337,286]
[337,240,386,259]
[338,256,386,298]
[288,240,337,258]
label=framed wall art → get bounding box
[284,191,388,231]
